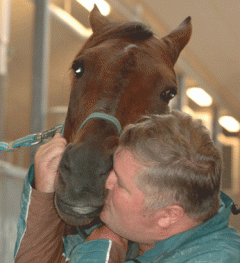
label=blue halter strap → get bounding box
[76,112,122,136]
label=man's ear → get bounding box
[157,205,184,228]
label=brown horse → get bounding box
[55,5,192,226]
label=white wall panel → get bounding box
[0,163,26,263]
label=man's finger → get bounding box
[53,133,63,139]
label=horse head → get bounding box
[55,5,192,225]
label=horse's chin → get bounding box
[54,195,103,226]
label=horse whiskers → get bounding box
[70,206,98,215]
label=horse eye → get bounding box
[160,88,177,102]
[72,61,84,78]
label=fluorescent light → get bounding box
[186,87,212,107]
[76,0,111,16]
[219,116,240,133]
[50,4,92,38]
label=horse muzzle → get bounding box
[54,194,103,225]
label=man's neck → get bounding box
[138,243,155,256]
[138,215,201,256]
[158,215,201,241]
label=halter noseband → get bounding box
[76,112,122,136]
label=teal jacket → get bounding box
[15,164,240,262]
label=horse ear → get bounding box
[162,17,192,65]
[89,4,111,34]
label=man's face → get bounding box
[100,147,157,244]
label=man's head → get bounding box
[100,110,222,243]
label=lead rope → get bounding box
[0,124,64,152]
[0,112,122,152]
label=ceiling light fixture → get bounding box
[50,4,92,38]
[219,116,240,133]
[186,87,212,107]
[76,0,111,16]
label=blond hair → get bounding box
[119,110,222,222]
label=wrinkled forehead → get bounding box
[113,147,146,185]
[113,147,140,168]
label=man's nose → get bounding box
[105,170,116,190]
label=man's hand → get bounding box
[34,133,67,193]
[85,224,128,254]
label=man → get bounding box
[14,110,240,262]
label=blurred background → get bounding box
[0,0,239,261]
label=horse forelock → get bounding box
[76,22,154,57]
[100,22,154,40]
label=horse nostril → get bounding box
[59,144,73,173]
